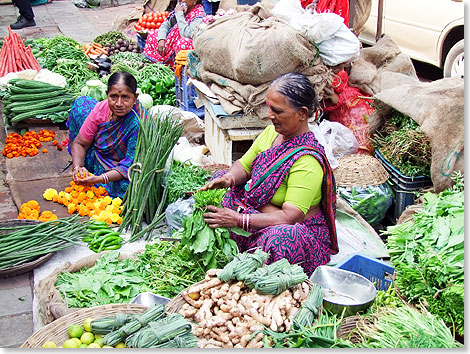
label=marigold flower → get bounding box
[43,188,58,201]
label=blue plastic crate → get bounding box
[175,66,204,118]
[335,253,395,291]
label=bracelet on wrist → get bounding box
[102,173,109,184]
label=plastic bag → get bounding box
[338,182,393,226]
[165,197,195,234]
[271,2,360,66]
[310,120,359,169]
[324,70,375,154]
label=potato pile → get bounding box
[178,269,311,348]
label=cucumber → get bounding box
[10,105,71,123]
[9,85,64,95]
[8,79,59,90]
[8,90,66,102]
[9,96,74,112]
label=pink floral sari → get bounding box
[144,4,205,67]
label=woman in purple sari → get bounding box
[67,72,146,198]
[202,72,338,276]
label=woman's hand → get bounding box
[157,40,165,56]
[198,174,234,192]
[175,2,187,14]
[73,167,90,183]
[74,168,101,186]
[203,205,239,229]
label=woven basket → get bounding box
[334,154,389,188]
[21,303,147,348]
[0,219,54,278]
[201,164,230,176]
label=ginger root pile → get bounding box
[178,269,311,348]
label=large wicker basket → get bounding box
[21,304,147,348]
[0,219,53,278]
[334,154,389,188]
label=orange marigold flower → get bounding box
[42,149,48,153]
[64,187,72,193]
[25,200,40,211]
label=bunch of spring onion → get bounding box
[244,258,307,296]
[0,215,88,269]
[293,283,324,329]
[119,108,183,241]
[217,249,269,283]
[91,313,137,335]
[125,313,196,348]
[103,304,166,346]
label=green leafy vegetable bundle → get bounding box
[166,160,211,204]
[180,189,238,270]
[56,251,149,308]
[382,173,464,336]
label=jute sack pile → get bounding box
[192,4,334,118]
[34,252,134,325]
[348,35,418,96]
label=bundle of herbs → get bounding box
[381,173,464,337]
[372,109,432,177]
[165,160,211,204]
[180,189,238,270]
[119,109,183,241]
[355,306,462,348]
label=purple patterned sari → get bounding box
[218,130,338,276]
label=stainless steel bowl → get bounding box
[310,266,377,316]
[130,292,171,307]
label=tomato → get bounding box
[136,24,142,31]
[148,21,155,29]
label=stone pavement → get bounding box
[0,0,141,347]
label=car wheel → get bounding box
[443,39,464,79]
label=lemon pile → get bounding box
[41,318,126,349]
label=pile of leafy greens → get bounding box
[382,173,464,337]
[166,160,211,204]
[180,189,238,270]
[56,251,148,308]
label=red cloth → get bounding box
[315,0,349,26]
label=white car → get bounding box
[358,0,464,78]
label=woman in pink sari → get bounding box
[143,0,206,67]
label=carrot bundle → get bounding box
[79,42,108,57]
[0,27,41,77]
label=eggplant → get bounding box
[98,61,112,70]
[98,70,109,77]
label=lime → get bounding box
[79,343,89,348]
[63,339,80,348]
[42,341,57,348]
[68,324,84,338]
[71,338,82,346]
[87,343,101,348]
[80,332,95,345]
[83,317,94,333]
[114,342,126,348]
[94,336,104,347]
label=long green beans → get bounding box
[119,108,183,241]
[0,216,89,269]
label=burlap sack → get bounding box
[349,35,418,96]
[34,252,135,325]
[374,78,464,193]
[350,0,371,36]
[193,4,321,86]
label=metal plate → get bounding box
[130,292,171,307]
[310,266,377,316]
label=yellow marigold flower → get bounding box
[59,191,66,197]
[110,213,120,223]
[111,197,122,207]
[68,203,77,214]
[43,188,58,201]
[105,205,114,213]
[103,196,112,205]
[86,190,95,199]
[116,217,123,225]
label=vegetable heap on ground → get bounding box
[3,79,74,124]
[119,110,183,241]
[0,215,88,269]
[0,27,41,77]
[372,109,432,177]
[382,173,464,337]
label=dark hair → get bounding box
[107,71,138,95]
[270,72,319,116]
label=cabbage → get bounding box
[138,93,153,110]
[81,80,107,101]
